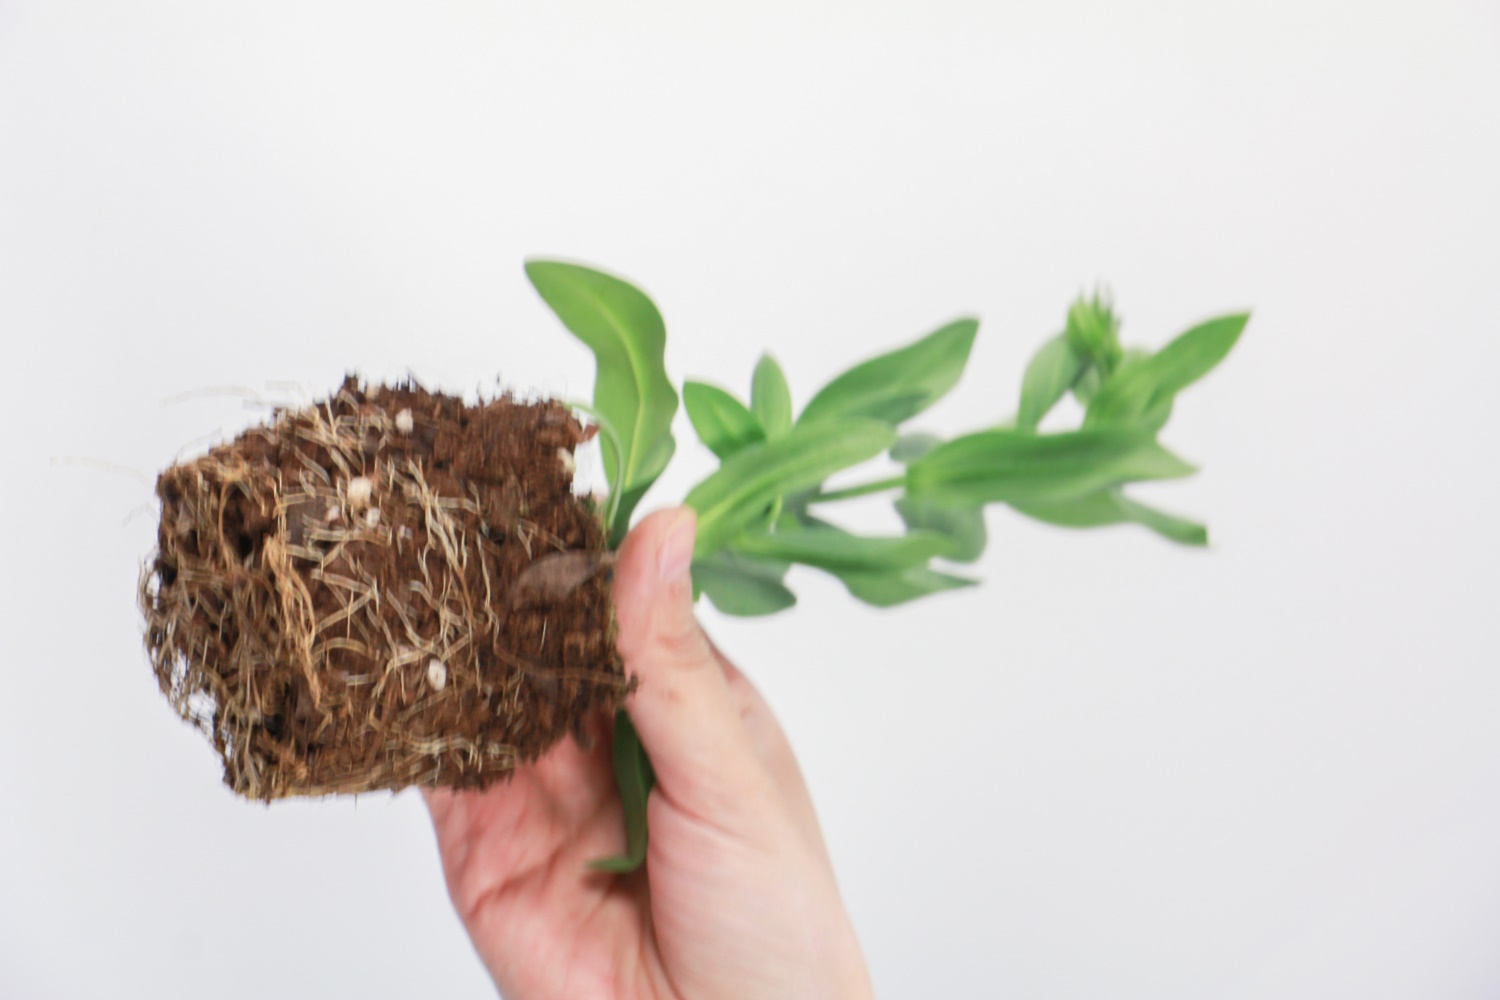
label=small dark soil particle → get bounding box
[140,376,626,799]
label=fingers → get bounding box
[612,508,775,825]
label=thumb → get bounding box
[612,508,771,823]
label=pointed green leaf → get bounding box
[526,260,678,537]
[588,710,655,872]
[798,318,978,427]
[1065,294,1123,376]
[733,525,950,572]
[906,428,1196,507]
[1141,313,1248,397]
[1009,489,1130,528]
[1011,488,1208,546]
[765,512,979,605]
[683,381,765,460]
[1085,313,1248,429]
[692,550,796,616]
[1017,332,1088,431]
[895,495,988,563]
[1112,493,1208,546]
[684,419,896,558]
[751,354,793,441]
[836,565,978,607]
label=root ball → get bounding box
[139,377,626,799]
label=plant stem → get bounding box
[807,476,906,504]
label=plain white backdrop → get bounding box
[2,1,1498,997]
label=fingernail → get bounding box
[657,509,697,584]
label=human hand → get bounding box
[424,507,874,999]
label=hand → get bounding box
[424,507,874,999]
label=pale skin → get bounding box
[424,508,875,999]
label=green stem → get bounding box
[806,475,907,504]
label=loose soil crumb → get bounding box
[140,376,627,799]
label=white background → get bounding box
[2,2,1498,997]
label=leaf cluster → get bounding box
[523,260,1246,869]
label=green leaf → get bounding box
[836,565,978,607]
[895,495,988,563]
[889,432,943,464]
[1011,488,1208,546]
[906,428,1196,507]
[732,525,950,572]
[1017,332,1087,431]
[684,419,896,558]
[887,433,988,563]
[1065,293,1123,376]
[764,512,979,605]
[1008,489,1130,528]
[1140,313,1248,397]
[751,354,793,441]
[526,260,678,539]
[588,710,655,873]
[683,381,765,459]
[1082,361,1167,430]
[1112,493,1208,546]
[798,318,978,427]
[1085,313,1248,430]
[692,550,796,616]
[1072,366,1104,406]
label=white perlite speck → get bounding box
[426,658,448,692]
[394,408,414,434]
[557,447,576,476]
[347,476,373,507]
[363,508,381,528]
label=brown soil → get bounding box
[139,376,627,800]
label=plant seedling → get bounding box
[140,260,1246,872]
